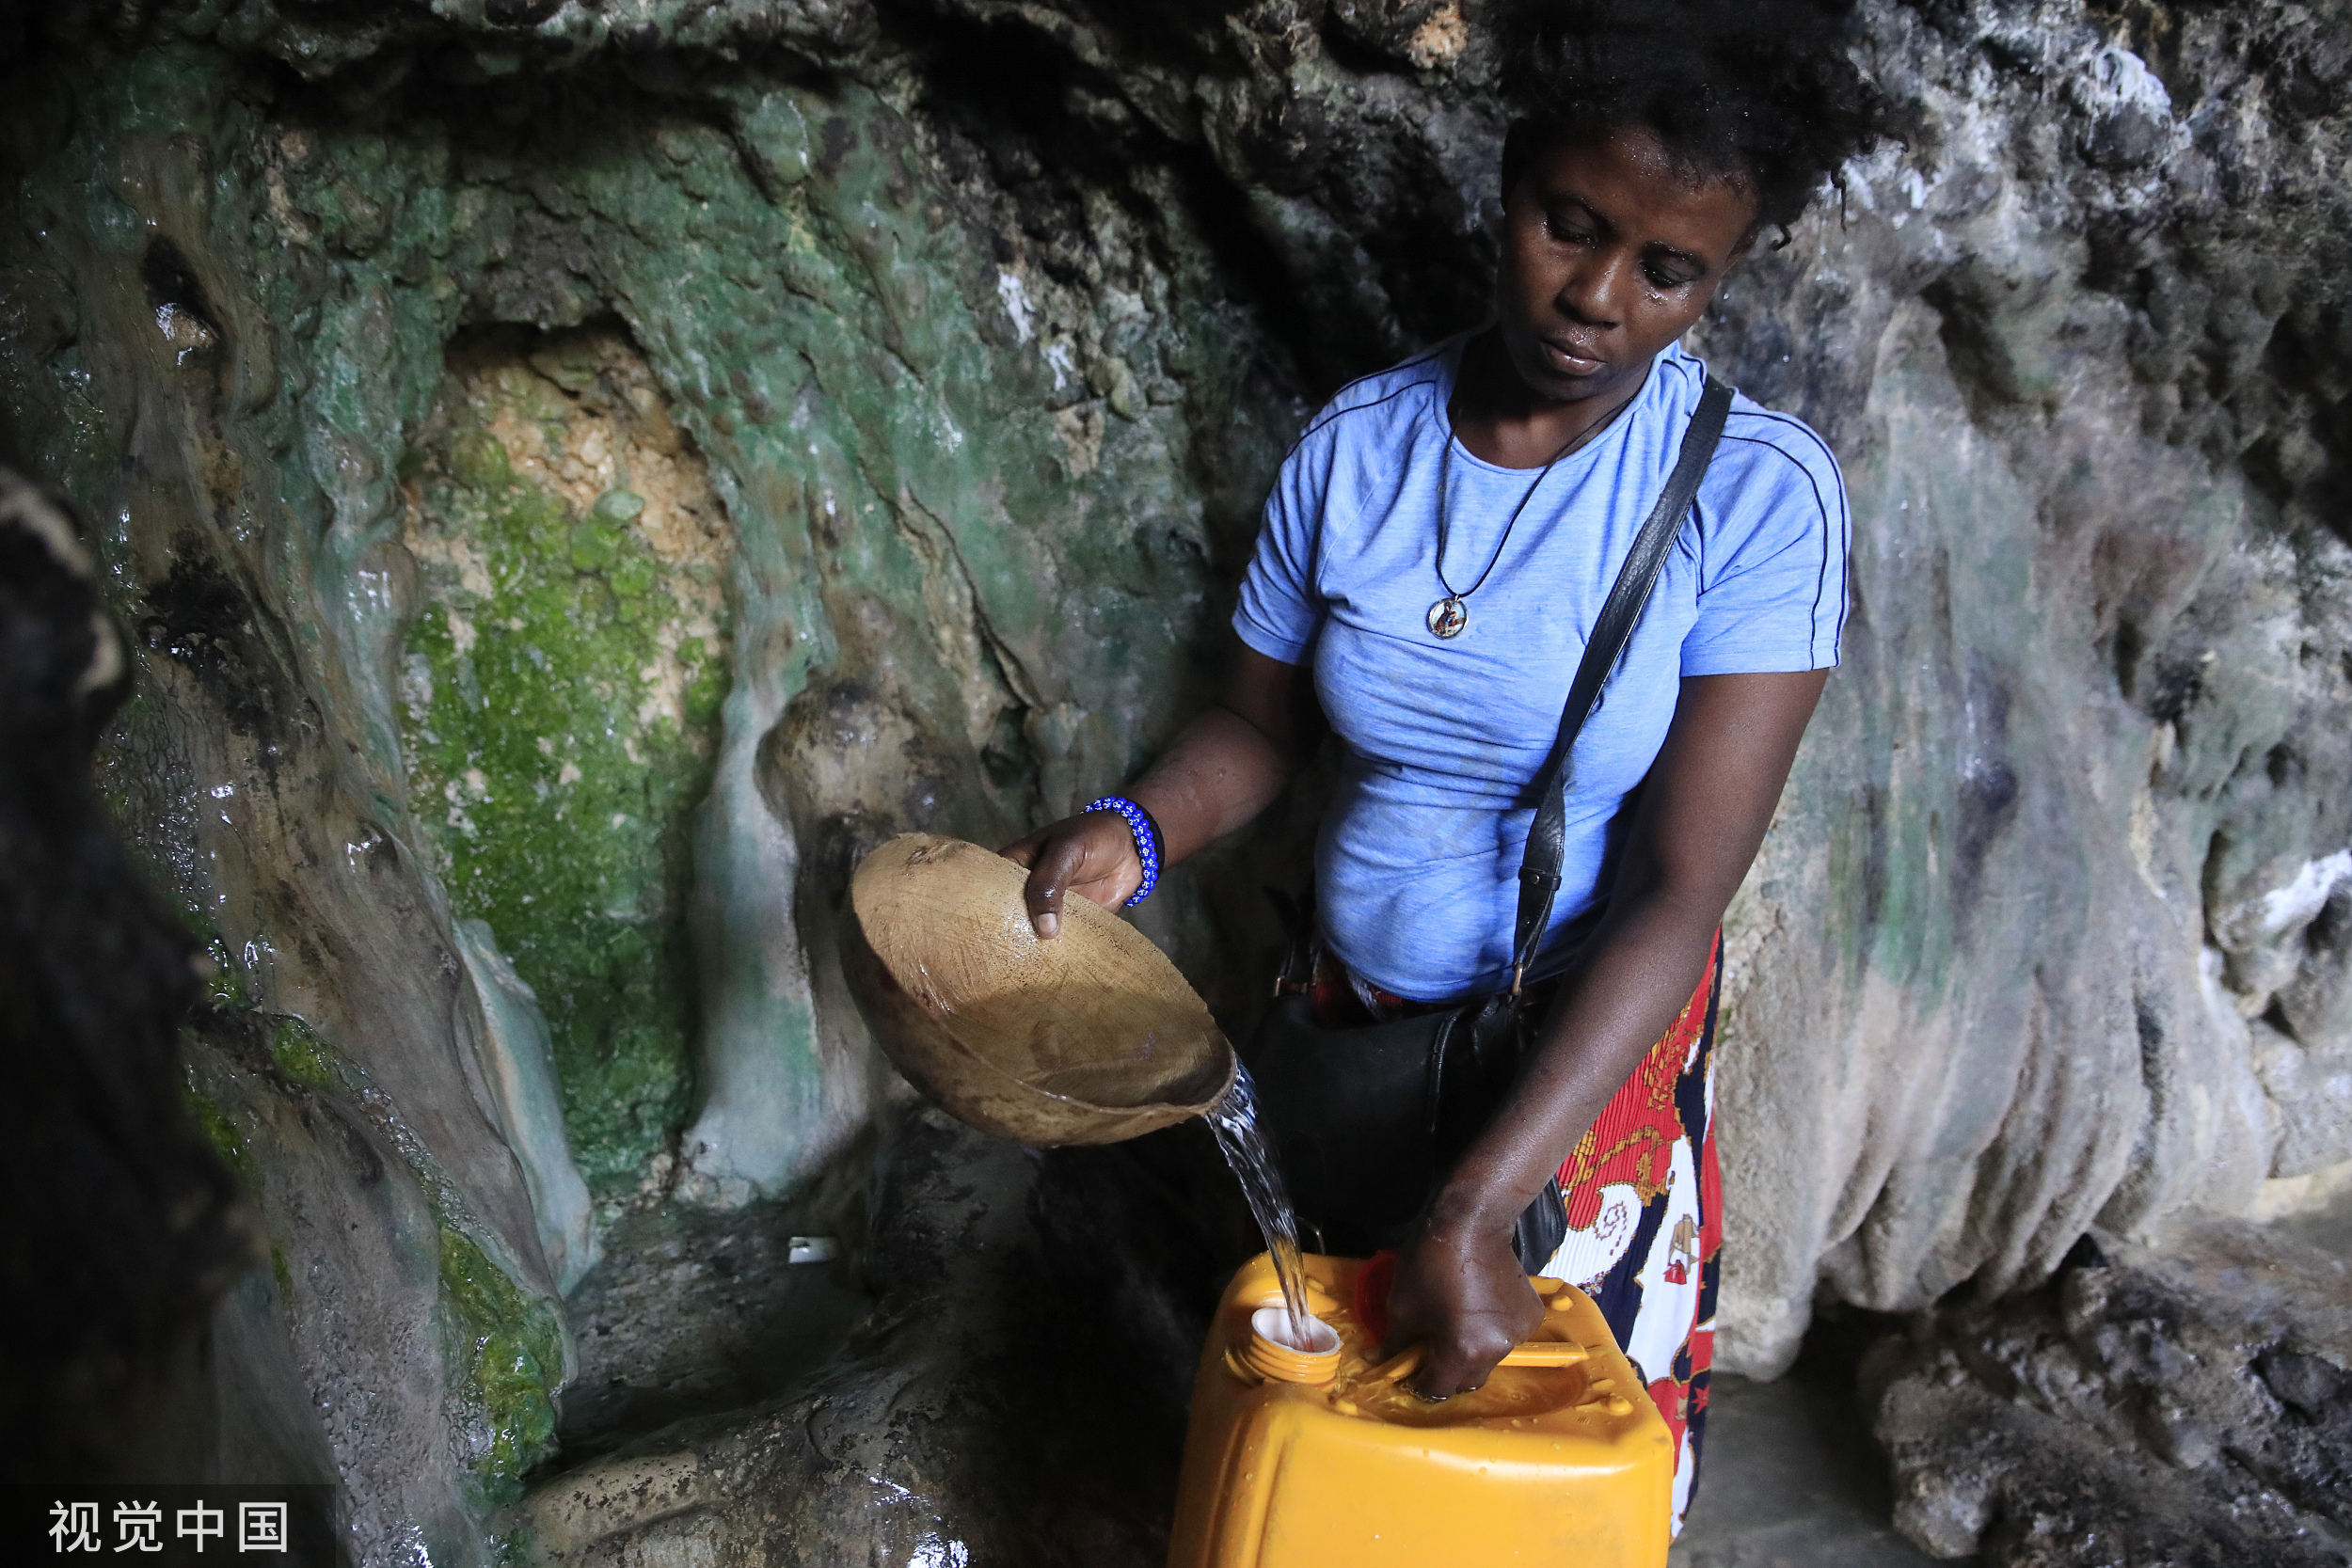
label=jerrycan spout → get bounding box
[1237,1309,1342,1386]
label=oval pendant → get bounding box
[1426,596,1468,639]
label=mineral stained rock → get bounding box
[4,0,2352,1559]
[1703,0,2352,1376]
[1869,1223,2352,1566]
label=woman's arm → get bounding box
[1002,643,1314,937]
[1382,668,1830,1395]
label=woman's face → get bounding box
[1494,127,1759,407]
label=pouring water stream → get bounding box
[1202,1061,1314,1346]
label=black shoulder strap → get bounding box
[1509,376,1735,990]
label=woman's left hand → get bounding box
[1382,1214,1546,1399]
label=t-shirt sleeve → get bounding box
[1679,423,1850,675]
[1232,427,1332,665]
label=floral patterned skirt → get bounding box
[1531,933,1723,1536]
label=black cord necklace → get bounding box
[1426,434,1569,641]
[1428,384,1641,640]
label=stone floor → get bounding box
[2272,1185,2352,1261]
[1671,1368,1961,1568]
[1674,1190,2352,1568]
[533,1128,2352,1565]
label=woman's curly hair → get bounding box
[1499,0,1897,244]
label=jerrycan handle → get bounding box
[1359,1338,1590,1391]
[1354,1255,1593,1386]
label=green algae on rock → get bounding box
[183,1079,254,1184]
[437,1222,566,1510]
[267,1014,340,1093]
[399,326,733,1201]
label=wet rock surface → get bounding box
[1868,1222,2352,1565]
[515,1104,1245,1568]
[0,471,254,1481]
[554,1145,873,1454]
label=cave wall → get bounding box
[4,0,2350,1556]
[1697,0,2352,1367]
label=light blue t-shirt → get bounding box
[1234,336,1850,1000]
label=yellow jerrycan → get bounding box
[1168,1252,1672,1568]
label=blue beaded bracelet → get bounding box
[1084,795,1162,907]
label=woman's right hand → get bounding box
[1000,812,1143,939]
[996,642,1310,938]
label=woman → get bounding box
[1006,0,1889,1527]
